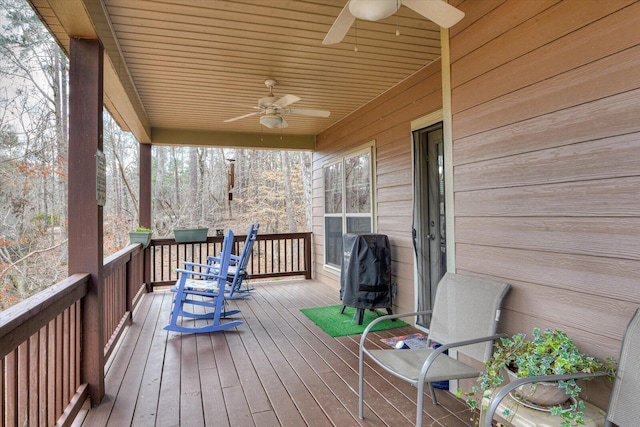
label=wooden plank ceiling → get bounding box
[29,0,442,146]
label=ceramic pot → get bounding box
[506,368,569,407]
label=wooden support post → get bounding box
[304,233,312,279]
[139,143,152,290]
[68,38,105,406]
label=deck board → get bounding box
[76,279,475,427]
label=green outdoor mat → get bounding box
[300,305,408,337]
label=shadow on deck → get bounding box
[74,279,475,427]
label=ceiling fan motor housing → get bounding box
[259,96,278,107]
[349,0,400,21]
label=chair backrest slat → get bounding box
[238,223,259,271]
[428,273,510,362]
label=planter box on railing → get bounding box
[173,227,209,243]
[129,231,152,248]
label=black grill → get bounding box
[340,233,392,324]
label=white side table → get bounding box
[480,388,606,427]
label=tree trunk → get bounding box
[281,151,297,232]
[189,147,198,224]
[300,152,312,231]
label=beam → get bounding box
[150,128,316,151]
[82,0,151,143]
[30,0,152,143]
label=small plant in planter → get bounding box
[129,227,153,248]
[459,328,616,427]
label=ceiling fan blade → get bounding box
[322,1,356,45]
[287,108,331,118]
[273,94,301,108]
[280,117,289,128]
[403,0,465,28]
[224,111,260,123]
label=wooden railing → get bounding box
[0,274,88,427]
[0,232,311,426]
[149,232,312,288]
[0,244,145,427]
[102,244,146,359]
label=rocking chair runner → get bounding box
[484,308,640,427]
[164,229,244,333]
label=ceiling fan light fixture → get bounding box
[260,114,283,128]
[349,0,400,21]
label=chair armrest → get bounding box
[207,255,222,263]
[360,311,433,349]
[182,261,212,269]
[420,333,508,379]
[483,371,609,427]
[175,268,224,280]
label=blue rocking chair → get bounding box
[164,229,244,333]
[185,223,259,298]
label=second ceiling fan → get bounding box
[224,80,330,129]
[323,0,465,45]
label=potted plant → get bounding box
[460,328,616,427]
[173,226,209,243]
[129,227,153,248]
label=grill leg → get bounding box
[386,307,396,321]
[357,308,365,325]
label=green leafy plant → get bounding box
[134,227,152,232]
[459,328,616,427]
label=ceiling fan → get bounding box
[322,0,465,45]
[224,79,331,129]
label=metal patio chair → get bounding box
[358,272,511,427]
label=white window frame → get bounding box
[322,143,376,273]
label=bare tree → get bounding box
[281,151,297,232]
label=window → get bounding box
[323,148,374,269]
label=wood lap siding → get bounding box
[313,61,443,315]
[450,0,640,370]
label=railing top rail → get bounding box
[150,236,224,245]
[104,243,142,275]
[0,272,90,359]
[254,232,310,240]
[150,231,310,245]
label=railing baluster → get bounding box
[0,357,4,427]
[6,350,17,426]
[147,232,311,287]
[18,341,28,427]
[47,322,55,425]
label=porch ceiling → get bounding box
[28,0,442,149]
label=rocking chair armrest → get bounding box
[208,254,241,264]
[207,255,223,263]
[483,371,609,427]
[175,268,224,280]
[182,261,212,269]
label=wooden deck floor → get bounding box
[74,279,476,427]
